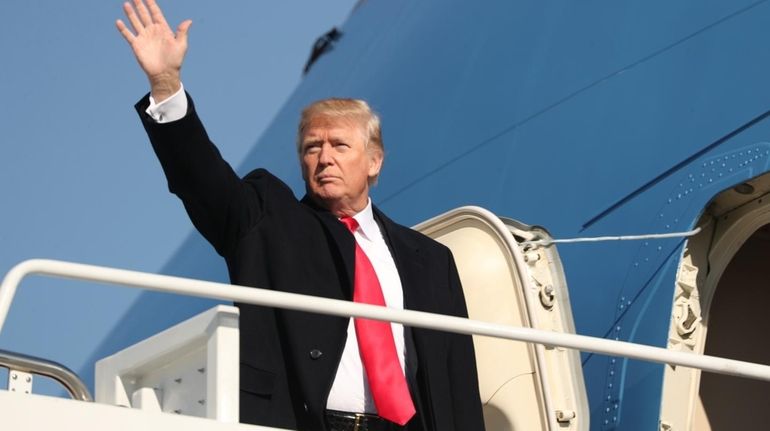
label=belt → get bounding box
[324,409,405,431]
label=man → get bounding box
[117,1,485,430]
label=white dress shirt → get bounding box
[146,92,407,413]
[145,84,187,123]
[326,199,406,414]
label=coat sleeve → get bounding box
[135,93,275,256]
[445,250,487,430]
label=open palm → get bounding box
[116,0,191,99]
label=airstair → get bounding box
[2,207,769,431]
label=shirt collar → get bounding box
[350,198,379,242]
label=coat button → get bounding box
[309,349,323,359]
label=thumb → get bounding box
[176,20,193,44]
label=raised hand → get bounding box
[116,0,192,102]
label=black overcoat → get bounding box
[136,94,485,431]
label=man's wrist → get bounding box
[149,72,182,103]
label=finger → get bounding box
[146,0,170,29]
[176,20,192,44]
[133,0,153,27]
[123,2,144,34]
[115,19,136,44]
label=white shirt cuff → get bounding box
[145,83,188,123]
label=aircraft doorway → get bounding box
[693,223,770,430]
[660,174,770,431]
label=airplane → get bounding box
[2,1,770,430]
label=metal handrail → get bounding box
[0,348,93,401]
[2,258,770,384]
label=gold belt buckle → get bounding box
[353,413,364,431]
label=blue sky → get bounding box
[0,0,356,389]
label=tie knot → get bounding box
[339,216,359,233]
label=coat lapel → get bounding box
[300,195,355,300]
[372,206,429,311]
[374,206,446,430]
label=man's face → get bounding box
[300,116,383,215]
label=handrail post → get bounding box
[0,348,93,401]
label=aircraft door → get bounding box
[414,206,588,431]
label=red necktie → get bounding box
[340,216,416,425]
